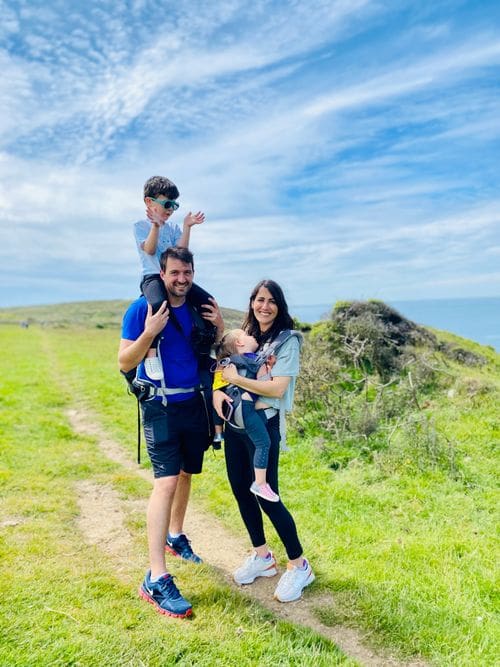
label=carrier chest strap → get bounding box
[146,385,197,399]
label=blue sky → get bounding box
[1,0,499,311]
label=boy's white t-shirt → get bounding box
[133,219,182,276]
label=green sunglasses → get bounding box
[149,196,179,211]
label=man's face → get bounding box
[160,258,194,300]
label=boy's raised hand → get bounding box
[183,211,205,227]
[146,205,165,228]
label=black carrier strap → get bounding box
[136,396,141,464]
[121,370,144,464]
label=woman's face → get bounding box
[252,286,278,332]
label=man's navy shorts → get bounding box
[141,393,209,478]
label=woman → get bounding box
[213,279,314,602]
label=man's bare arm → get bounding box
[118,302,169,371]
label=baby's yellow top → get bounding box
[213,369,229,391]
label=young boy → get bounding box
[134,175,212,380]
[214,329,280,503]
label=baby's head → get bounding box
[216,329,258,360]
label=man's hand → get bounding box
[144,301,169,337]
[118,301,169,373]
[183,211,205,228]
[201,297,224,341]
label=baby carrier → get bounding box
[218,329,301,430]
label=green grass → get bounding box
[1,306,499,665]
[0,327,350,666]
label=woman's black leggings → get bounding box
[224,413,303,560]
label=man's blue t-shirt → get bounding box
[121,296,199,402]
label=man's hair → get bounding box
[215,329,241,360]
[143,175,180,200]
[242,279,294,346]
[159,246,194,272]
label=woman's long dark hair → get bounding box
[242,279,294,346]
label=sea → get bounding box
[289,297,500,352]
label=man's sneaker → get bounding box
[250,481,280,502]
[233,551,277,585]
[139,571,192,618]
[144,356,164,381]
[166,533,203,563]
[273,558,315,602]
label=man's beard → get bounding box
[167,283,191,298]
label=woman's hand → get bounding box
[221,363,239,383]
[213,389,232,420]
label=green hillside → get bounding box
[0,299,245,330]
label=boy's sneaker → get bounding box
[273,558,315,602]
[234,551,277,585]
[144,356,164,381]
[166,533,203,564]
[212,432,224,450]
[250,481,280,503]
[139,571,192,618]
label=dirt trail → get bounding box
[68,407,426,667]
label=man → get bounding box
[118,246,224,618]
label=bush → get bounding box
[293,301,463,473]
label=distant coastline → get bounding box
[290,296,500,351]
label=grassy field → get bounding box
[0,325,349,667]
[1,303,499,666]
[0,300,245,330]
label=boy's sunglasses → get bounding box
[149,197,179,210]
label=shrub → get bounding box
[293,301,463,473]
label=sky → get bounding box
[1,0,499,312]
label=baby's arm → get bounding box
[177,211,205,248]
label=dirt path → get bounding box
[68,407,426,667]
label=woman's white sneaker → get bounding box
[233,551,277,585]
[273,558,315,602]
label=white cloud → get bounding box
[0,1,499,310]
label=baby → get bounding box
[214,329,279,503]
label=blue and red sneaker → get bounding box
[165,533,203,563]
[139,571,192,618]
